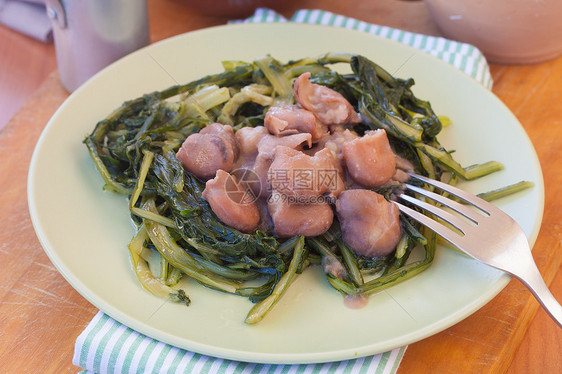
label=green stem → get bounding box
[245,236,306,324]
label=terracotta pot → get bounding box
[424,0,562,64]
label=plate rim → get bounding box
[27,22,545,364]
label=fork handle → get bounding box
[511,259,562,328]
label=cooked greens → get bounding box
[85,53,530,323]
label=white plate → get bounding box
[28,23,544,364]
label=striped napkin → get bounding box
[75,311,406,374]
[236,8,493,89]
[73,8,493,374]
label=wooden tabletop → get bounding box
[0,0,560,372]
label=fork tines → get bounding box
[393,174,492,246]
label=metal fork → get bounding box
[393,173,562,328]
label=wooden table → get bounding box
[0,1,560,372]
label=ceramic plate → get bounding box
[28,23,544,364]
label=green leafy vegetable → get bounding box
[85,53,532,323]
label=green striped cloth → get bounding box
[74,8,493,374]
[235,8,493,89]
[75,311,406,374]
